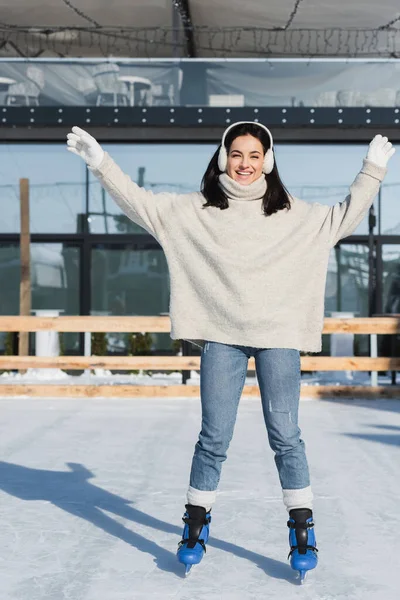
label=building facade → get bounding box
[1,58,399,357]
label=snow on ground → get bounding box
[0,394,399,600]
[0,366,398,387]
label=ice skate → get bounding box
[287,508,318,584]
[177,504,211,576]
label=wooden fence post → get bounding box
[19,178,30,372]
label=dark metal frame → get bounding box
[174,0,196,57]
[1,232,162,360]
[0,106,400,129]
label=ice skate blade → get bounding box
[296,570,307,584]
[185,563,195,576]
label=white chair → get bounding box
[76,76,98,105]
[92,63,129,107]
[336,90,366,107]
[364,88,397,107]
[313,91,338,107]
[6,65,45,106]
[117,76,153,106]
[152,83,174,106]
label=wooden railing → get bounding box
[0,316,399,398]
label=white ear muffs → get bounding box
[217,121,275,174]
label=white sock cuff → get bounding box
[186,486,217,512]
[282,486,313,512]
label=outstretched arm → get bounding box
[317,135,395,248]
[66,126,178,240]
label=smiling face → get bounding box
[226,134,265,185]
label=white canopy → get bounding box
[0,0,399,57]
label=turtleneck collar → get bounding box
[218,172,267,202]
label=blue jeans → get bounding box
[189,342,311,494]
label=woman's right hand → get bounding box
[66,126,105,169]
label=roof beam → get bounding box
[173,0,196,57]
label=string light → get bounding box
[280,0,304,30]
[0,26,399,58]
[61,0,101,28]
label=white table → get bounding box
[31,309,65,378]
[0,76,16,92]
[118,75,152,106]
[329,310,359,381]
[31,309,64,356]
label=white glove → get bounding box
[66,126,105,169]
[366,134,395,168]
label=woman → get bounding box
[66,122,394,581]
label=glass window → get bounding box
[204,60,400,108]
[1,58,399,109]
[326,244,369,316]
[31,243,80,353]
[91,244,171,353]
[88,142,387,237]
[31,243,80,313]
[324,243,370,355]
[379,244,400,359]
[380,153,400,236]
[0,144,86,233]
[276,143,380,236]
[0,244,20,354]
[0,243,80,353]
[88,143,215,234]
[382,244,400,314]
[0,244,20,315]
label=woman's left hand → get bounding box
[366,134,396,168]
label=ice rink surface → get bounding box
[0,395,399,600]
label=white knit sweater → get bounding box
[89,153,386,352]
